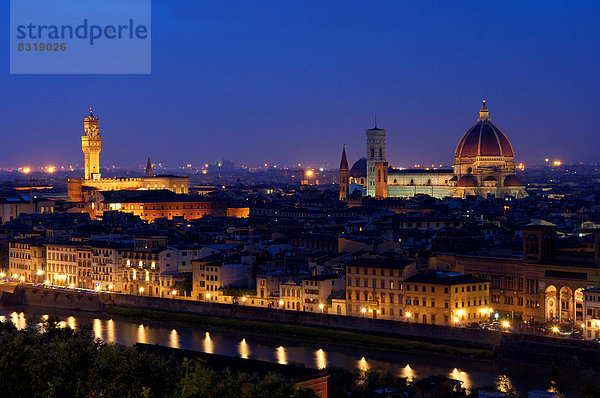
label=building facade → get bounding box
[436,225,600,323]
[343,100,527,200]
[8,239,46,282]
[68,108,189,203]
[583,287,600,340]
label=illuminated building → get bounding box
[8,238,46,282]
[68,108,189,202]
[365,125,386,197]
[45,243,79,287]
[436,222,600,323]
[583,287,600,340]
[402,272,490,325]
[343,100,527,199]
[345,258,490,325]
[301,274,345,313]
[122,236,178,297]
[94,189,235,222]
[77,246,92,290]
[191,259,252,302]
[81,107,102,180]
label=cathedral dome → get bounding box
[349,158,367,178]
[457,174,478,187]
[455,100,514,159]
[503,174,524,187]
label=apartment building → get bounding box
[46,242,80,287]
[122,236,177,297]
[583,287,600,340]
[301,274,345,313]
[403,272,490,326]
[345,257,417,320]
[8,238,46,282]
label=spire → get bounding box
[478,99,490,122]
[145,157,153,177]
[340,145,349,170]
[89,106,94,118]
[374,112,378,129]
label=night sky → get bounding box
[1,1,599,169]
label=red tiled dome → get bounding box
[457,174,478,187]
[455,100,514,159]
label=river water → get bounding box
[0,304,552,394]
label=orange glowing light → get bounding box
[22,167,31,174]
[553,160,561,166]
[306,170,314,177]
[47,166,55,173]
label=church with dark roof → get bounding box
[338,100,527,200]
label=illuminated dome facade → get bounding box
[452,100,526,198]
[454,100,515,178]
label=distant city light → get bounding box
[22,167,31,174]
[553,160,562,166]
[306,170,314,177]
[47,166,55,173]
[319,167,324,172]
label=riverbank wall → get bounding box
[2,285,600,368]
[0,285,500,350]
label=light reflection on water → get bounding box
[400,364,416,380]
[450,368,471,391]
[315,348,326,369]
[0,306,549,394]
[276,346,287,365]
[203,332,213,354]
[239,338,250,359]
[137,324,147,344]
[358,356,369,371]
[169,329,179,349]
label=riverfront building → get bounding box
[436,223,600,324]
[8,238,46,283]
[344,257,490,325]
[122,236,178,297]
[583,287,600,341]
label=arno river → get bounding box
[0,304,553,394]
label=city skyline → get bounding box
[1,1,599,168]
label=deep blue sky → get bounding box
[2,1,599,169]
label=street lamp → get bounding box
[319,303,324,313]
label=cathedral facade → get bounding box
[68,108,189,202]
[339,100,527,200]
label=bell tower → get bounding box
[339,145,349,201]
[366,121,386,197]
[81,106,102,180]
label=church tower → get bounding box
[81,107,102,180]
[145,157,153,177]
[339,145,349,201]
[366,122,386,196]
